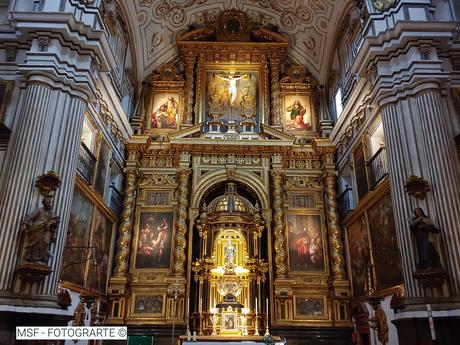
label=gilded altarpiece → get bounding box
[107,10,351,337]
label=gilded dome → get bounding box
[207,183,254,214]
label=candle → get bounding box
[187,297,190,316]
[255,297,258,315]
[96,301,100,315]
[266,298,269,315]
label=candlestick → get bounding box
[264,298,270,336]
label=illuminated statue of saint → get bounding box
[217,73,247,106]
[224,240,236,269]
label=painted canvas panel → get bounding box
[60,189,93,286]
[295,297,324,318]
[135,211,173,269]
[134,295,163,315]
[287,214,324,272]
[205,70,259,128]
[347,216,370,297]
[150,92,180,129]
[87,207,113,292]
[368,193,403,290]
[283,94,313,132]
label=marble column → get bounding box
[381,87,460,297]
[269,57,281,127]
[271,170,288,278]
[0,79,86,298]
[173,169,191,275]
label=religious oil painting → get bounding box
[86,207,113,292]
[347,216,370,297]
[60,189,93,286]
[150,92,180,129]
[283,94,313,132]
[134,295,163,315]
[222,313,237,331]
[368,193,403,290]
[287,214,324,272]
[135,211,174,269]
[295,297,324,318]
[205,70,259,129]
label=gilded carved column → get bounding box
[271,169,288,278]
[270,57,281,126]
[113,149,139,276]
[324,170,346,280]
[313,140,347,281]
[184,56,196,125]
[173,168,191,275]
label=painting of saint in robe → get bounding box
[86,208,113,292]
[151,93,179,129]
[135,211,173,269]
[347,216,370,297]
[284,95,313,131]
[60,189,93,286]
[288,214,324,272]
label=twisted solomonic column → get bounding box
[324,171,346,280]
[184,57,196,125]
[270,57,282,126]
[271,170,288,278]
[113,168,138,276]
[174,169,191,275]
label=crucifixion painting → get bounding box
[216,73,248,106]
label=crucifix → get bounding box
[217,73,247,106]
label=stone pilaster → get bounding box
[381,88,460,297]
[0,79,86,299]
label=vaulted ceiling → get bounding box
[121,0,351,83]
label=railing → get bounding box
[108,184,123,214]
[337,186,354,219]
[77,142,97,184]
[367,147,388,189]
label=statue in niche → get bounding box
[409,207,442,270]
[21,195,60,263]
[224,240,236,270]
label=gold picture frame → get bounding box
[130,293,166,318]
[131,207,176,272]
[293,295,328,320]
[197,63,269,127]
[286,212,328,275]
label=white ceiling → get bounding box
[121,0,349,83]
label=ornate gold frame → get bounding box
[130,206,177,273]
[146,66,185,133]
[196,63,269,126]
[293,295,329,321]
[129,292,166,319]
[285,210,329,276]
[280,90,316,135]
